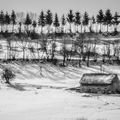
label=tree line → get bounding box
[0,9,119,68]
[0,9,119,36]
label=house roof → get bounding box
[80,73,118,85]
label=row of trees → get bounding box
[0,9,119,35]
[4,33,120,68]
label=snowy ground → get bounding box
[0,63,120,120]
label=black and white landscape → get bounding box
[0,0,120,120]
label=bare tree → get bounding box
[39,35,48,60]
[7,35,18,60]
[60,36,68,66]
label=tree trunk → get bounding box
[84,26,86,33]
[70,23,72,33]
[81,24,82,33]
[76,25,78,33]
[23,48,25,60]
[48,25,50,34]
[114,24,117,32]
[107,24,109,33]
[1,24,2,32]
[6,78,10,84]
[79,54,81,67]
[6,24,8,32]
[100,23,102,33]
[55,27,57,33]
[63,53,66,66]
[87,51,90,67]
[12,24,14,33]
[19,25,21,34]
[41,26,43,34]
[37,42,40,60]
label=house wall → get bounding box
[80,85,112,94]
[110,77,120,93]
[80,74,120,94]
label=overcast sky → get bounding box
[0,0,120,16]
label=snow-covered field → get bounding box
[0,63,120,120]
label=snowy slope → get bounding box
[0,63,120,120]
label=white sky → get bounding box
[0,0,120,16]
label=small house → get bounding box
[80,73,119,94]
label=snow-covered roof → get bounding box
[80,73,118,85]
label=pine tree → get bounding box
[82,11,89,32]
[5,12,10,32]
[19,22,22,34]
[75,11,81,33]
[90,16,96,32]
[104,9,112,33]
[53,13,60,33]
[45,10,53,33]
[25,13,32,33]
[97,9,104,33]
[38,11,45,34]
[67,10,74,33]
[32,20,37,32]
[11,10,16,33]
[0,10,5,32]
[61,14,66,33]
[113,12,120,32]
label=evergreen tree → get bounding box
[32,20,37,32]
[61,14,66,33]
[11,10,16,33]
[113,12,120,32]
[5,12,10,32]
[90,16,96,32]
[75,11,81,33]
[0,10,5,32]
[104,9,112,33]
[53,13,60,33]
[38,11,45,34]
[25,13,32,33]
[82,11,89,32]
[45,10,53,33]
[67,10,74,33]
[19,22,22,34]
[97,9,104,33]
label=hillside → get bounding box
[0,62,120,120]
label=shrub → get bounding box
[1,68,15,84]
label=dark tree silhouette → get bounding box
[45,10,53,34]
[0,10,5,32]
[51,41,57,61]
[38,11,45,34]
[113,12,120,33]
[61,37,68,66]
[32,20,37,32]
[90,16,96,32]
[2,68,15,84]
[61,14,66,33]
[11,10,16,33]
[74,34,85,67]
[53,13,60,33]
[5,12,11,32]
[25,13,32,33]
[82,11,89,32]
[67,10,74,33]
[16,12,25,34]
[75,11,81,33]
[97,9,104,33]
[104,9,112,33]
[18,22,22,34]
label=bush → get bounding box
[1,68,15,84]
